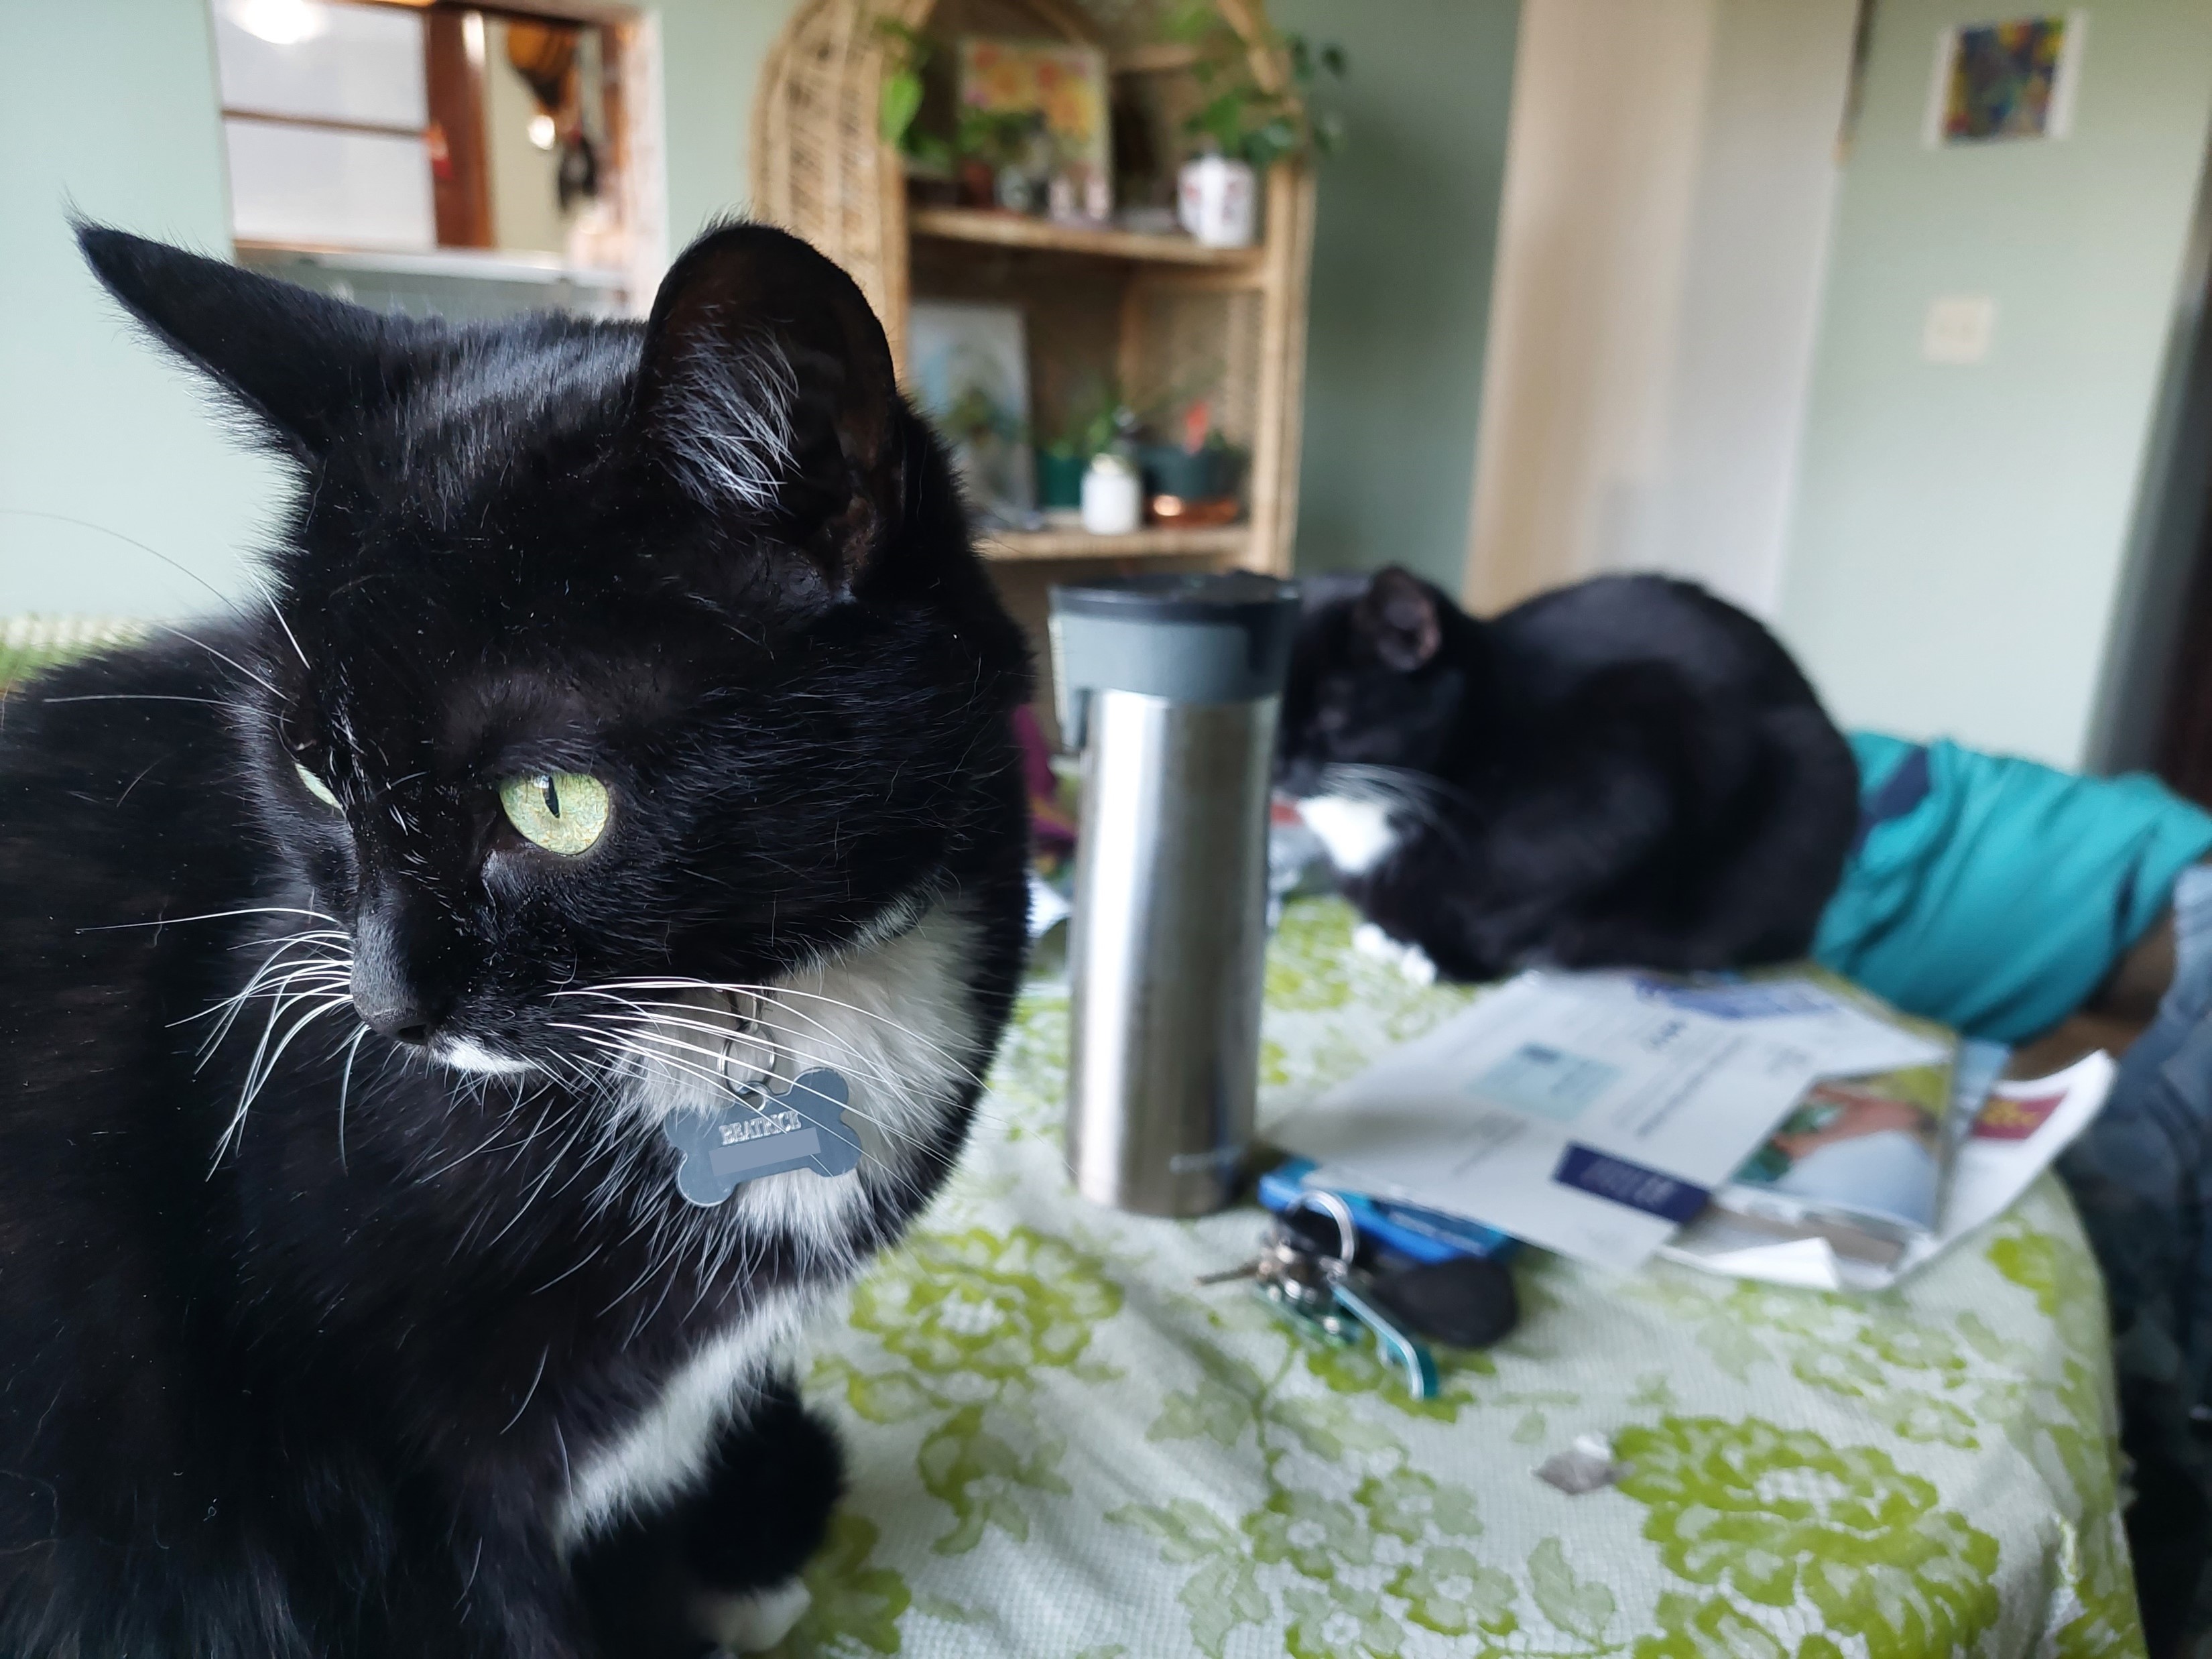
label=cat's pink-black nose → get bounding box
[349,894,448,1046]
[353,973,434,1046]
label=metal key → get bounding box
[1194,1251,1272,1286]
[1200,1223,1354,1337]
[1194,1232,1304,1286]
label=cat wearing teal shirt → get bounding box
[1814,733,2212,1043]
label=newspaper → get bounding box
[1710,1038,2003,1263]
[1660,1049,2115,1290]
[1275,971,1941,1273]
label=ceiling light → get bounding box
[227,0,328,47]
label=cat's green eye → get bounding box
[295,762,341,811]
[499,772,609,856]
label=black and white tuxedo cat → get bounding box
[0,223,1030,1656]
[1277,566,1856,981]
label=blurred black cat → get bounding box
[0,224,1031,1656]
[1276,567,1856,981]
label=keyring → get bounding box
[1289,1188,1359,1270]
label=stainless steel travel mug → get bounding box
[1050,574,1301,1216]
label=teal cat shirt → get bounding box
[1813,732,2212,1041]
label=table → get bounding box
[776,898,2143,1657]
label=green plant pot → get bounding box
[1136,443,1243,501]
[1036,448,1090,510]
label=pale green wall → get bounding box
[1270,0,1520,591]
[658,0,790,247]
[1778,0,2212,767]
[0,0,284,616]
[0,0,784,619]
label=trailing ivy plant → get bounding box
[878,21,1060,176]
[1166,2,1347,172]
[878,19,950,170]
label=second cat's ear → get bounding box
[77,224,433,463]
[1359,566,1444,673]
[629,223,902,597]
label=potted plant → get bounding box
[1035,377,1129,519]
[1164,5,1346,247]
[1135,398,1246,526]
[877,26,1039,207]
[878,19,953,199]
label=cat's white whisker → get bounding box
[556,993,937,1118]
[336,1022,369,1172]
[197,955,347,1056]
[553,991,949,1121]
[82,904,343,934]
[196,949,352,1059]
[259,589,312,671]
[573,978,985,1089]
[154,625,283,700]
[211,988,355,1171]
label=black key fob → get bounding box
[1366,1255,1518,1351]
[1274,1205,1347,1259]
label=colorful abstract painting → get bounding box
[1937,15,2079,143]
[957,38,1109,177]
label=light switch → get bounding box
[1923,295,1996,364]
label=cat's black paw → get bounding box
[679,1381,844,1595]
[572,1377,843,1659]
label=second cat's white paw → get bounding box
[1353,922,1436,984]
[698,1577,811,1654]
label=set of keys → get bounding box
[1199,1191,1446,1399]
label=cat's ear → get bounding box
[76,224,430,463]
[629,222,902,597]
[1359,566,1444,673]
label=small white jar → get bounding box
[1177,155,1257,249]
[1081,452,1142,536]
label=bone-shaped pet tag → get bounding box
[662,1068,863,1207]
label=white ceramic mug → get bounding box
[1176,156,1257,249]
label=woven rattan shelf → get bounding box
[908,205,1263,268]
[749,0,1313,583]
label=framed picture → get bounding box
[1926,13,2085,145]
[908,300,1033,526]
[958,38,1111,216]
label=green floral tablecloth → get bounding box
[768,898,2143,1659]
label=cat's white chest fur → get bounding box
[553,900,986,1552]
[1297,794,1399,876]
[556,1288,813,1551]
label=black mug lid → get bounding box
[1050,572,1298,627]
[1049,574,1301,735]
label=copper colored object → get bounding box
[1148,494,1243,528]
[424,11,492,247]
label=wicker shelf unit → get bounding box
[908,204,1264,268]
[749,0,1314,585]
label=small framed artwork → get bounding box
[1926,13,2086,145]
[958,38,1111,219]
[908,299,1034,527]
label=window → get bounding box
[210,0,656,316]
